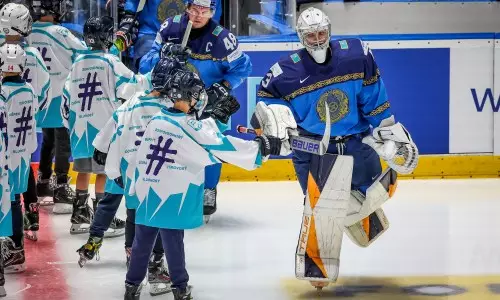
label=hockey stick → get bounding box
[181,20,193,49]
[237,102,331,156]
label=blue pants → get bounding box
[292,131,382,195]
[90,193,163,254]
[204,163,222,190]
[126,224,188,289]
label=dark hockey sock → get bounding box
[10,196,23,248]
[95,193,105,202]
[76,189,88,196]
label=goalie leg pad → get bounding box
[344,168,397,227]
[345,208,390,247]
[295,154,353,283]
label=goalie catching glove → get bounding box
[115,12,139,51]
[250,102,297,157]
[362,116,418,174]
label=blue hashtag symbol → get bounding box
[22,68,32,83]
[78,72,103,112]
[145,136,177,176]
[13,106,32,147]
[37,47,51,71]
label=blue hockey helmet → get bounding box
[185,0,216,11]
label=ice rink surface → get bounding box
[3,179,500,300]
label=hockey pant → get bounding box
[22,165,37,208]
[39,128,71,183]
[10,195,23,247]
[89,193,163,255]
[126,224,188,289]
[204,163,221,190]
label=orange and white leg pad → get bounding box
[344,168,398,247]
[295,155,353,284]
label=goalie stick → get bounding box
[237,102,331,155]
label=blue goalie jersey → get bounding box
[257,39,392,137]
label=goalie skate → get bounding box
[295,154,353,287]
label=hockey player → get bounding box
[0,43,38,273]
[139,0,251,223]
[27,0,89,211]
[0,2,52,241]
[124,61,283,300]
[115,0,221,72]
[253,7,418,287]
[62,15,149,235]
[77,58,181,297]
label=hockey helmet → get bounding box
[83,16,114,49]
[185,0,216,11]
[0,43,27,73]
[0,3,32,37]
[296,7,331,64]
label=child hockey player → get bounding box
[140,0,252,223]
[124,62,285,300]
[0,43,38,273]
[0,2,51,241]
[0,97,12,297]
[77,58,175,297]
[62,15,148,235]
[27,0,88,211]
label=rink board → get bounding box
[283,275,500,299]
[30,33,500,180]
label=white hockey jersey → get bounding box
[27,21,88,128]
[0,99,12,237]
[63,51,151,159]
[93,93,170,208]
[132,108,262,229]
[23,44,51,121]
[0,80,38,195]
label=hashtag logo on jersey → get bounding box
[78,72,103,112]
[145,136,177,176]
[37,47,51,71]
[0,112,7,150]
[13,106,33,147]
[135,131,145,146]
[22,68,32,83]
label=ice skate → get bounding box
[125,247,132,268]
[203,188,217,224]
[53,178,75,214]
[70,192,93,234]
[148,256,171,296]
[92,199,126,238]
[1,238,25,274]
[0,248,5,297]
[36,174,54,206]
[125,283,142,300]
[172,286,192,300]
[76,236,102,267]
[23,203,40,241]
[310,281,329,291]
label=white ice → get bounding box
[3,179,500,299]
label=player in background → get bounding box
[62,15,148,235]
[0,44,38,273]
[254,8,418,286]
[139,0,251,223]
[0,2,52,241]
[26,0,89,212]
[114,0,221,72]
[78,59,179,297]
[124,62,284,300]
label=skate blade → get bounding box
[70,224,90,235]
[0,286,5,297]
[203,215,210,224]
[310,281,329,291]
[25,231,38,241]
[78,257,88,268]
[38,196,54,206]
[5,263,26,274]
[103,228,125,238]
[53,203,73,214]
[149,282,172,296]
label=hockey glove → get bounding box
[160,42,191,62]
[210,95,240,124]
[206,82,231,108]
[114,176,124,189]
[115,13,139,51]
[93,149,108,166]
[255,135,282,158]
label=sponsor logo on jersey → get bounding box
[339,40,349,50]
[173,14,182,23]
[291,53,301,63]
[212,26,223,37]
[316,89,349,124]
[187,119,202,131]
[157,0,185,23]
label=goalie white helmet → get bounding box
[0,43,27,73]
[296,7,331,63]
[0,3,32,37]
